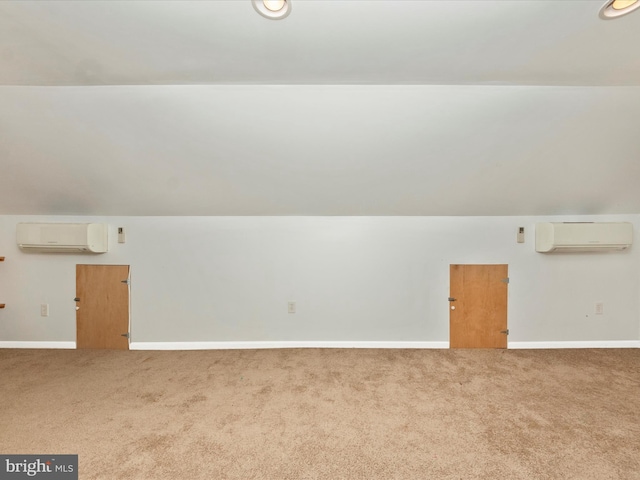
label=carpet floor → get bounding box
[1,348,639,479]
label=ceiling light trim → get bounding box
[252,0,291,20]
[599,0,640,19]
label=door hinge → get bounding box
[500,329,509,335]
[121,332,130,339]
[501,277,510,284]
[121,279,130,285]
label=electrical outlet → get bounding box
[40,304,49,317]
[595,303,604,315]
[288,302,296,314]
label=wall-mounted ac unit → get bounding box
[17,223,108,253]
[535,222,632,253]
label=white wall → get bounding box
[0,215,638,345]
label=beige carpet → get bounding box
[1,348,639,479]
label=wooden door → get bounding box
[449,264,508,349]
[76,264,130,350]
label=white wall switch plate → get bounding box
[41,304,49,317]
[288,302,296,314]
[118,227,126,244]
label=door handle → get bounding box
[448,297,457,302]
[74,297,80,302]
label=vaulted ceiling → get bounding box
[1,1,639,215]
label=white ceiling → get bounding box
[2,0,640,86]
[1,1,639,216]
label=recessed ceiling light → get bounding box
[264,0,286,11]
[252,0,291,20]
[599,0,640,19]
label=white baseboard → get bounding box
[509,341,640,349]
[129,341,450,350]
[0,341,76,349]
[131,340,639,351]
[1,341,637,351]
